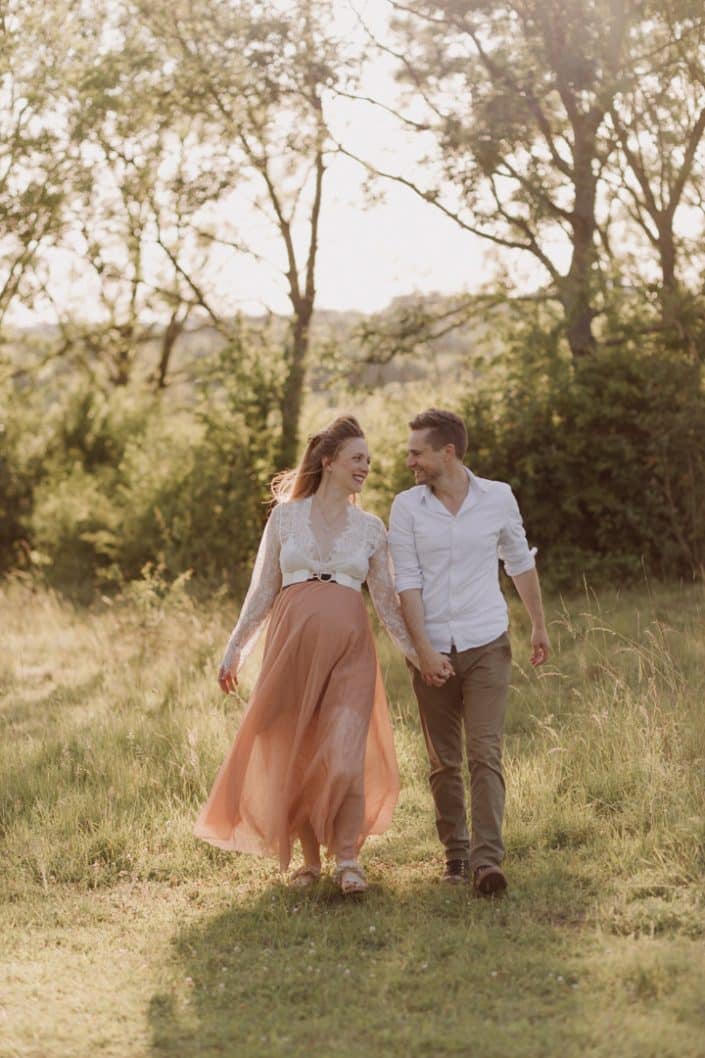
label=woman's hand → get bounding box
[218,646,241,694]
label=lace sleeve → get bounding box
[221,504,283,669]
[366,516,419,668]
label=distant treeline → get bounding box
[2,1,705,590]
[2,308,704,593]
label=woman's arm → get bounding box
[219,505,283,691]
[366,519,420,668]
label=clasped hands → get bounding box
[418,648,455,687]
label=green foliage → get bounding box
[158,331,282,585]
[4,311,705,594]
[0,381,53,573]
[456,333,705,587]
[0,406,32,571]
[10,329,282,592]
[348,314,705,591]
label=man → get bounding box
[389,408,550,894]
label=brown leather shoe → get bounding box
[473,864,507,896]
[441,859,469,884]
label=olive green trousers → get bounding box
[412,631,513,871]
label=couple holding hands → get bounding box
[194,408,550,896]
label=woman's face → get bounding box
[327,437,371,494]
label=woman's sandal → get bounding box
[289,865,321,889]
[335,860,368,895]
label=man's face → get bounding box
[406,429,446,485]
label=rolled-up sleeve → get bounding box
[388,494,424,593]
[498,487,536,576]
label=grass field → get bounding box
[1,574,704,1058]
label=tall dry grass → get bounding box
[2,575,704,1057]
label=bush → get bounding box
[4,318,704,594]
[0,383,53,573]
[456,340,705,588]
[351,325,705,590]
[22,330,282,592]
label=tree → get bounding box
[351,0,634,358]
[47,1,238,389]
[132,0,347,466]
[0,0,71,333]
[606,0,705,355]
[4,0,348,426]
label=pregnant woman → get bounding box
[194,415,420,895]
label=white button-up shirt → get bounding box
[388,469,536,652]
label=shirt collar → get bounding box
[419,466,485,505]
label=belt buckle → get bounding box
[318,572,332,582]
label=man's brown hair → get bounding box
[409,408,468,461]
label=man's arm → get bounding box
[399,589,454,685]
[388,495,452,686]
[510,567,550,667]
[498,486,550,668]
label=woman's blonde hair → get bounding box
[271,415,365,502]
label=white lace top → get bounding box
[222,497,418,669]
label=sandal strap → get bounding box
[291,865,321,880]
[338,868,368,895]
[335,859,364,879]
[335,861,367,889]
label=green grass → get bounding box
[2,575,705,1057]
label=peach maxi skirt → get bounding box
[194,581,400,869]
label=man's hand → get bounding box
[530,625,550,667]
[419,647,455,687]
[510,568,550,668]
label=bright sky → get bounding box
[315,1,515,313]
[10,0,696,328]
[207,0,505,317]
[290,155,489,316]
[210,120,494,318]
[10,0,535,325]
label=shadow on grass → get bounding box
[147,856,597,1058]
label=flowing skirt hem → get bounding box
[194,582,399,869]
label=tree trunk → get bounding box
[656,220,700,359]
[154,309,186,390]
[563,120,599,357]
[277,301,313,470]
[275,140,324,470]
[112,343,133,386]
[657,225,678,334]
